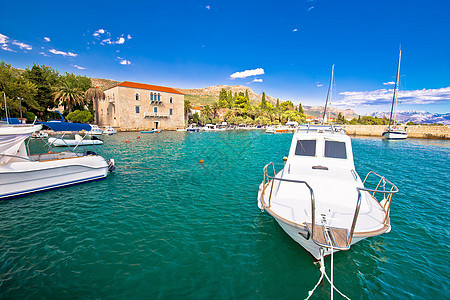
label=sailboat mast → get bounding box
[388,49,402,130]
[392,49,401,127]
[322,64,334,123]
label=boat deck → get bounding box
[306,223,349,248]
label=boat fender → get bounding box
[200,159,204,164]
[125,140,130,143]
[283,156,288,161]
[83,150,98,156]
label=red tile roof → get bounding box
[114,81,184,95]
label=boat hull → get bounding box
[382,130,407,139]
[48,137,103,146]
[0,156,108,200]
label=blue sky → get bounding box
[1,0,449,114]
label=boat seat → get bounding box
[306,223,349,250]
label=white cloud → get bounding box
[253,78,263,83]
[93,29,106,37]
[317,84,323,87]
[44,37,50,42]
[39,52,50,57]
[0,33,13,51]
[73,65,86,70]
[119,58,131,65]
[230,68,265,79]
[12,41,32,50]
[308,6,314,11]
[127,34,132,40]
[333,87,450,107]
[101,38,112,45]
[49,48,78,57]
[383,81,395,85]
[116,37,125,44]
[206,5,210,9]
[293,28,298,32]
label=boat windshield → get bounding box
[295,140,316,156]
[324,140,347,159]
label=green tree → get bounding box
[260,92,267,110]
[276,98,280,108]
[22,63,60,115]
[85,86,105,124]
[218,88,228,108]
[245,90,250,103]
[184,99,192,121]
[0,61,39,118]
[280,100,294,112]
[227,91,233,108]
[211,102,220,119]
[235,95,249,108]
[53,76,84,113]
[298,103,304,114]
[66,110,93,123]
[282,110,306,123]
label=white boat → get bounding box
[103,126,117,135]
[257,124,398,260]
[31,130,49,138]
[49,134,103,147]
[87,124,103,135]
[203,124,226,131]
[266,125,288,134]
[383,49,408,140]
[0,124,115,200]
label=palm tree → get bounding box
[85,86,105,124]
[53,79,83,113]
[184,99,192,122]
[211,102,220,119]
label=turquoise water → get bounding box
[1,131,449,299]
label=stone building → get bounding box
[97,81,185,131]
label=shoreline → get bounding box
[341,125,449,140]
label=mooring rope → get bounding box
[305,229,351,300]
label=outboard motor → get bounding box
[108,159,116,172]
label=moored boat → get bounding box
[0,123,114,200]
[141,129,162,133]
[383,49,408,140]
[103,126,117,135]
[257,124,398,260]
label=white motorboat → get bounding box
[383,49,408,140]
[203,124,226,131]
[0,124,115,200]
[257,124,398,260]
[266,125,288,134]
[87,124,103,135]
[48,134,103,147]
[103,126,117,135]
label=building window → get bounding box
[135,106,140,113]
[136,93,140,101]
[112,93,115,100]
[158,93,161,101]
[170,97,173,103]
[154,107,158,113]
[170,109,173,115]
[150,92,153,101]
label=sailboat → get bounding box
[382,49,408,140]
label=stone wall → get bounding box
[342,125,449,139]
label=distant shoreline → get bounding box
[342,125,449,140]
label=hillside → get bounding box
[90,79,358,118]
[176,85,278,106]
[370,111,450,125]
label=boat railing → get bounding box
[361,171,399,224]
[261,163,395,251]
[262,162,318,247]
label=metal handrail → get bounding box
[261,162,317,243]
[261,164,399,250]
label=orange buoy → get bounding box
[283,156,288,161]
[125,140,130,143]
[48,151,52,154]
[200,159,204,164]
[137,136,140,139]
